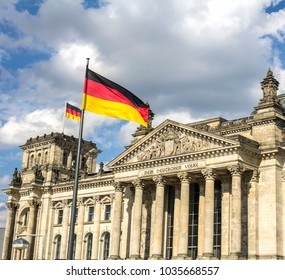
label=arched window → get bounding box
[21,209,29,226]
[37,153,41,164]
[54,235,61,260]
[86,233,93,260]
[103,232,110,260]
[30,154,34,168]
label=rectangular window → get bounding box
[57,209,63,224]
[104,205,111,220]
[75,208,78,223]
[88,206,94,222]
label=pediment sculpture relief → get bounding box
[137,127,219,161]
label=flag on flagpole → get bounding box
[82,69,149,127]
[65,102,82,121]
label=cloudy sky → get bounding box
[0,0,285,227]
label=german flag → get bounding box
[66,102,82,121]
[82,69,149,127]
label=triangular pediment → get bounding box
[108,119,241,168]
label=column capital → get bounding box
[201,168,216,180]
[77,197,84,206]
[152,175,166,187]
[6,201,19,210]
[177,172,191,183]
[28,199,39,208]
[132,179,145,190]
[227,163,245,176]
[114,182,125,192]
[94,195,101,204]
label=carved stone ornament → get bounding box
[114,182,124,192]
[177,172,191,183]
[132,179,145,190]
[152,175,166,186]
[227,163,245,176]
[137,126,220,161]
[201,168,216,180]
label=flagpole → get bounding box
[66,58,89,260]
[62,100,67,134]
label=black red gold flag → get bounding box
[82,69,149,127]
[65,102,81,121]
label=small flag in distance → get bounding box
[66,102,81,121]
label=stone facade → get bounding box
[2,69,285,260]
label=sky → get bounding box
[0,0,285,227]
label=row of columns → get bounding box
[109,163,247,260]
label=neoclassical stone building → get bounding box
[2,69,285,260]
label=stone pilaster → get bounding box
[75,198,85,260]
[130,179,144,259]
[92,195,101,260]
[228,163,245,259]
[60,199,70,260]
[248,170,259,259]
[2,202,18,260]
[150,175,166,259]
[109,182,124,259]
[177,172,191,259]
[201,168,216,259]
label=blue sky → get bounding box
[0,0,285,227]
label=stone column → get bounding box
[151,175,166,259]
[2,202,18,260]
[60,199,70,259]
[177,172,191,259]
[92,195,101,260]
[248,170,259,259]
[172,182,181,258]
[75,198,85,260]
[221,176,231,259]
[25,199,38,260]
[201,168,216,259]
[109,182,124,259]
[228,163,245,259]
[197,180,205,258]
[130,179,144,259]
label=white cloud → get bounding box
[0,203,7,228]
[0,0,284,160]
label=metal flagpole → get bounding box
[66,58,90,260]
[62,100,67,134]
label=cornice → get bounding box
[111,146,240,173]
[52,177,115,194]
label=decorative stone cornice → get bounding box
[52,178,114,194]
[111,147,239,173]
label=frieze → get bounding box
[139,161,206,177]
